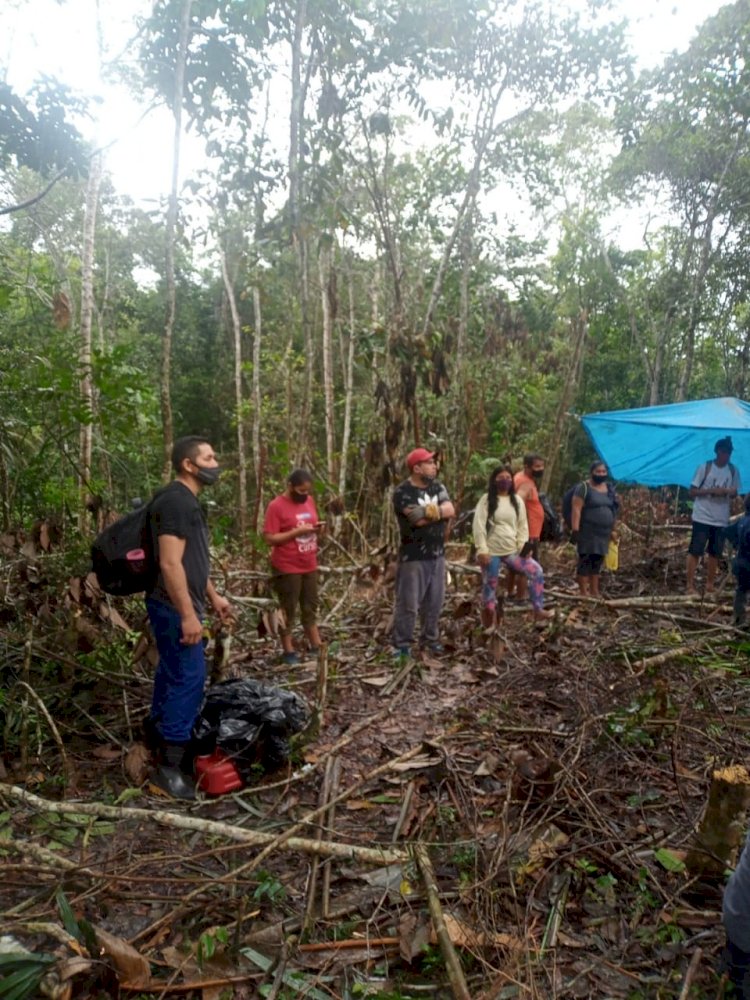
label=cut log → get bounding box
[685,765,750,877]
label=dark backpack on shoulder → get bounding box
[561,482,586,531]
[538,492,562,542]
[562,481,619,531]
[698,459,737,488]
[91,499,156,596]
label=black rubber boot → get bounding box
[142,716,163,760]
[150,742,196,801]
[721,937,750,998]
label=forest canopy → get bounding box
[1,0,748,538]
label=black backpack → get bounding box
[697,459,737,489]
[538,492,562,542]
[91,499,157,596]
[562,481,619,530]
[561,483,584,531]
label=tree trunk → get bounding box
[289,0,313,464]
[161,0,193,480]
[420,86,505,339]
[457,207,474,367]
[319,239,337,485]
[676,135,740,401]
[0,430,10,532]
[219,242,248,538]
[78,152,103,533]
[685,765,750,877]
[252,285,263,532]
[338,255,356,502]
[544,311,588,490]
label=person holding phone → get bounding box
[263,469,324,664]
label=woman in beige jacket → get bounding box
[473,465,552,627]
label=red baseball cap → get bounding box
[407,447,437,470]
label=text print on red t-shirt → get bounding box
[295,512,317,554]
[264,493,319,574]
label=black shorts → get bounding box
[272,570,319,633]
[577,553,604,577]
[689,521,725,558]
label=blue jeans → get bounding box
[146,597,207,743]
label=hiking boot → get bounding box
[150,742,196,800]
[721,938,750,998]
[421,641,445,655]
[282,651,300,665]
[392,645,411,661]
[151,765,197,800]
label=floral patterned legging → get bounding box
[481,554,545,612]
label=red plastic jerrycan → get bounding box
[194,749,243,795]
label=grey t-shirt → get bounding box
[691,461,740,527]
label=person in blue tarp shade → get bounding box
[569,461,618,598]
[732,494,750,626]
[686,436,741,595]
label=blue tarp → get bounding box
[581,397,750,488]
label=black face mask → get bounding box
[193,464,221,486]
[592,473,608,484]
[291,490,309,504]
[532,470,544,482]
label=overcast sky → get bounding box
[0,0,730,210]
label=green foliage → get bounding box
[196,925,229,968]
[252,870,286,904]
[654,848,686,874]
[417,943,443,974]
[0,78,90,179]
[0,951,56,1000]
[0,0,747,548]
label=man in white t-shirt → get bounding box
[686,436,741,594]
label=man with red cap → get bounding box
[391,447,455,659]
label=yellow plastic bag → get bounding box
[604,539,619,571]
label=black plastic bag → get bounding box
[192,678,310,779]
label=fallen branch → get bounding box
[0,785,407,867]
[678,947,702,1000]
[243,886,396,947]
[413,843,471,1000]
[381,654,420,697]
[304,755,337,928]
[226,742,429,881]
[121,973,260,994]
[127,742,429,946]
[633,646,695,674]
[546,589,704,609]
[447,561,480,577]
[298,937,400,952]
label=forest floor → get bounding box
[2,504,750,1000]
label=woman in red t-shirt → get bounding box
[263,469,324,664]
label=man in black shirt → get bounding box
[391,448,455,658]
[146,435,233,798]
